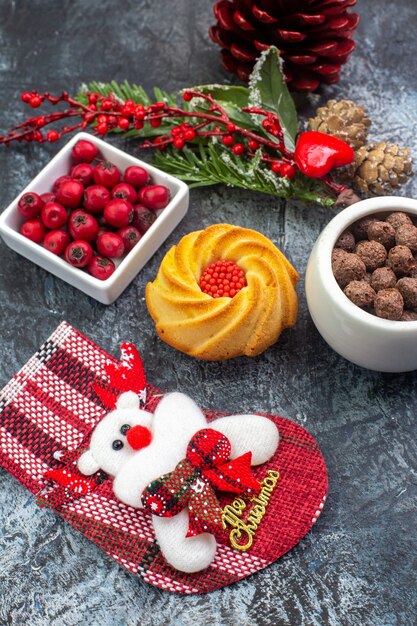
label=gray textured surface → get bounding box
[0,1,416,625]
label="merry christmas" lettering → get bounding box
[221,469,280,551]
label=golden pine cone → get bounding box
[349,142,413,195]
[308,99,371,150]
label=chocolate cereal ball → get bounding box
[343,281,376,309]
[396,277,417,310]
[352,216,378,241]
[370,267,397,292]
[335,230,356,252]
[388,245,416,275]
[355,240,387,272]
[386,211,412,230]
[332,248,348,264]
[374,288,404,320]
[367,220,396,249]
[395,223,417,253]
[332,253,366,288]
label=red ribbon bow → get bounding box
[141,428,261,538]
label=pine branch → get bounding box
[154,144,334,206]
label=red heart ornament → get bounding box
[294,130,354,178]
[0,323,328,595]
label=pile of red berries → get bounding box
[17,139,171,280]
[199,260,247,298]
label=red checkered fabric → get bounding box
[0,322,328,594]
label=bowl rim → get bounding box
[0,131,189,289]
[314,195,417,333]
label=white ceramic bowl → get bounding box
[305,196,417,372]
[0,132,189,304]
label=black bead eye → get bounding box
[112,440,124,451]
[120,424,131,435]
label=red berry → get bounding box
[68,210,99,242]
[131,204,156,235]
[40,192,56,204]
[96,232,125,258]
[103,199,133,228]
[111,182,137,204]
[97,123,108,135]
[123,166,150,188]
[173,137,185,149]
[222,135,234,146]
[17,192,44,218]
[29,95,42,108]
[118,117,130,130]
[83,185,110,214]
[134,104,145,120]
[93,161,121,189]
[100,99,113,111]
[44,230,71,256]
[184,128,196,141]
[137,185,170,211]
[47,130,60,142]
[232,143,245,156]
[20,218,46,243]
[199,260,247,299]
[271,161,282,174]
[182,92,192,102]
[280,163,297,179]
[72,139,98,163]
[150,118,161,128]
[70,163,95,186]
[65,240,94,268]
[21,92,32,103]
[248,139,260,151]
[226,123,236,133]
[117,226,141,252]
[87,255,116,280]
[56,180,84,209]
[52,175,72,193]
[41,202,68,229]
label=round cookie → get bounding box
[146,224,299,360]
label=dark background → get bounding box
[0,1,416,625]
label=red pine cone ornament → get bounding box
[210,0,360,91]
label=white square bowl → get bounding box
[0,132,189,304]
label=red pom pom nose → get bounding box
[126,425,152,450]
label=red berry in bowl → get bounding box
[96,232,125,258]
[52,175,72,193]
[103,199,133,228]
[83,185,110,214]
[44,230,71,256]
[68,209,99,242]
[20,218,46,243]
[117,226,141,252]
[40,192,56,204]
[131,204,156,234]
[124,165,149,188]
[70,163,95,186]
[87,255,116,280]
[138,185,170,211]
[41,202,68,229]
[111,182,137,204]
[93,161,121,189]
[56,180,84,209]
[17,192,44,218]
[72,139,98,163]
[65,240,94,268]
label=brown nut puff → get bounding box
[388,245,416,275]
[395,224,417,253]
[386,212,412,230]
[396,277,417,310]
[335,230,356,252]
[355,240,387,272]
[343,280,376,309]
[367,220,396,249]
[370,267,397,292]
[332,253,366,288]
[374,288,404,320]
